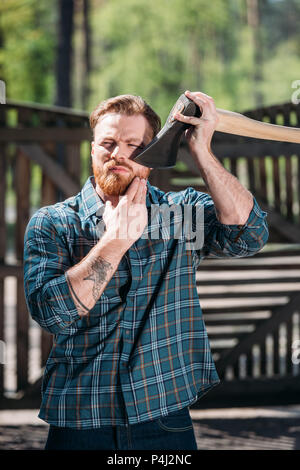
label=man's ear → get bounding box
[91,141,94,157]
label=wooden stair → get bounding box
[197,244,300,379]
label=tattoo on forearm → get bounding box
[66,272,90,316]
[83,257,113,301]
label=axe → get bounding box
[132,94,300,169]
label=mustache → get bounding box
[105,159,132,171]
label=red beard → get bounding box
[92,159,150,196]
[93,161,131,196]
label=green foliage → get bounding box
[89,0,300,118]
[0,0,299,117]
[89,0,234,119]
[0,0,56,103]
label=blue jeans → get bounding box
[44,407,197,450]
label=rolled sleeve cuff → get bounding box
[219,196,268,243]
[41,273,81,327]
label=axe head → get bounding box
[131,94,201,169]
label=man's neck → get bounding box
[95,182,121,208]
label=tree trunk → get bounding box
[246,0,264,107]
[55,0,75,107]
[82,0,91,109]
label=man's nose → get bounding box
[110,144,129,160]
[111,145,120,158]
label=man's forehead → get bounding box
[94,113,152,139]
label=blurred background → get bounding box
[1,0,300,115]
[0,0,300,450]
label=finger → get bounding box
[139,179,147,204]
[132,178,147,204]
[141,179,148,203]
[185,90,213,102]
[185,90,216,117]
[105,200,112,211]
[123,176,140,202]
[174,113,202,125]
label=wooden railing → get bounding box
[0,101,91,397]
[0,99,300,405]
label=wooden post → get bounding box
[267,110,281,215]
[40,169,56,368]
[285,155,293,222]
[233,361,240,380]
[296,106,300,227]
[272,156,281,213]
[247,158,255,194]
[259,156,267,202]
[66,143,81,188]
[260,339,267,377]
[273,329,279,376]
[246,349,253,378]
[283,102,293,222]
[15,147,31,391]
[229,158,237,178]
[39,114,57,368]
[286,317,293,375]
[0,107,6,397]
[298,155,300,227]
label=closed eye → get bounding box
[100,141,115,149]
[128,144,144,149]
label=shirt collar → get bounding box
[80,176,103,221]
[146,179,159,206]
[80,176,159,221]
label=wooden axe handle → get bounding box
[216,108,300,144]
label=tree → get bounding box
[55,0,75,107]
[246,0,264,107]
[82,0,91,109]
[0,0,55,103]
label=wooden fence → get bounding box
[0,99,300,406]
[0,101,91,397]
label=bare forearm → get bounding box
[193,148,253,225]
[66,234,128,317]
[174,91,253,224]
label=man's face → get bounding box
[91,113,153,197]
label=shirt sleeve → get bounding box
[23,207,81,334]
[184,187,269,263]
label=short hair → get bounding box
[89,94,161,139]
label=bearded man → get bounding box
[24,91,268,450]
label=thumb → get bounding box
[103,200,112,217]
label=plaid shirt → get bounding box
[24,176,268,428]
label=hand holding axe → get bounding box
[132,94,300,169]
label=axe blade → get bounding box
[132,94,201,169]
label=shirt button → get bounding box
[125,330,130,335]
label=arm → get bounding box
[189,148,254,225]
[65,235,128,317]
[24,177,147,333]
[173,90,268,261]
[174,90,254,225]
[65,176,147,316]
[184,187,268,263]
